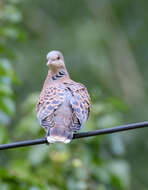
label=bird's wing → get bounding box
[36,83,66,128]
[64,81,90,130]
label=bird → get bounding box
[36,50,90,144]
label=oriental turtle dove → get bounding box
[36,50,90,143]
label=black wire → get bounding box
[0,121,148,150]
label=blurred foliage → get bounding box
[0,0,148,189]
[0,0,21,144]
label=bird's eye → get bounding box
[57,56,60,60]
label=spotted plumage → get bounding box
[36,50,90,143]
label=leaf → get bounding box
[0,125,8,143]
[0,97,15,116]
[106,160,130,189]
[0,5,22,23]
[0,84,13,96]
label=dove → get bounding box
[36,50,90,143]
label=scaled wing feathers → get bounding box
[36,80,90,133]
[36,83,66,126]
[64,81,90,128]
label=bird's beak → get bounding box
[47,59,52,66]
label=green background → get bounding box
[0,0,148,189]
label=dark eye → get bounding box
[57,56,60,60]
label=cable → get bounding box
[0,121,148,150]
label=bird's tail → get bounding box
[46,127,73,144]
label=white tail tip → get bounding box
[47,136,71,144]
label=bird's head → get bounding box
[46,50,65,70]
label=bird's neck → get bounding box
[43,68,70,89]
[42,68,69,89]
[50,67,69,81]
